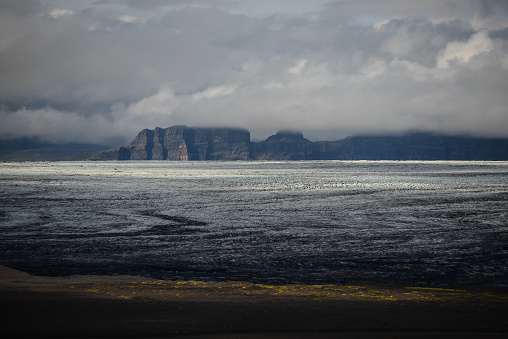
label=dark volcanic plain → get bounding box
[2,160,507,338]
[2,265,508,338]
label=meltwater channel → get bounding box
[1,161,507,286]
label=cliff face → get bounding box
[165,126,191,160]
[89,126,508,161]
[90,125,251,161]
[188,127,252,160]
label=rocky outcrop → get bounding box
[164,126,191,160]
[90,125,251,161]
[187,127,252,160]
[89,126,508,161]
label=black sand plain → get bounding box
[1,265,507,338]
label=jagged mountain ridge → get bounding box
[89,126,508,161]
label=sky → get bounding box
[1,0,508,144]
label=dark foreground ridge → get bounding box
[2,265,508,338]
[90,125,508,161]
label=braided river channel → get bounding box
[1,161,507,286]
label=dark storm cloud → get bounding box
[0,0,507,143]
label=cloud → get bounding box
[0,107,111,143]
[0,87,178,143]
[110,87,179,138]
[49,8,75,18]
[192,84,238,101]
[436,29,496,68]
[287,59,307,75]
[323,0,508,20]
[360,58,388,78]
[123,87,177,117]
[118,14,141,23]
[0,0,507,143]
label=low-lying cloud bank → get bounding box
[1,0,507,143]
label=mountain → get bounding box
[0,138,110,161]
[89,126,251,161]
[253,130,314,160]
[311,134,508,160]
[3,128,507,161]
[89,126,508,161]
